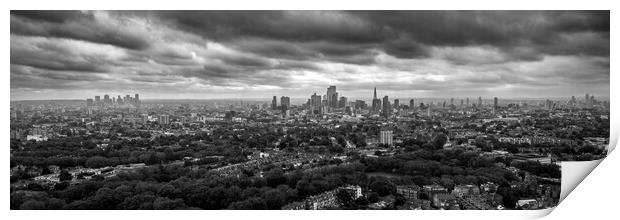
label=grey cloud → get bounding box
[10,36,112,72]
[11,11,150,50]
[9,11,610,100]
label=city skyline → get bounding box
[10,10,610,211]
[10,11,609,100]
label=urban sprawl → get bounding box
[10,86,609,210]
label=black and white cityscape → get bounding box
[10,11,609,210]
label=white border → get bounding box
[4,1,617,220]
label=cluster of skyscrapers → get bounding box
[270,86,511,119]
[306,86,351,115]
[86,94,141,108]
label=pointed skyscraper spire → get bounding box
[373,87,377,99]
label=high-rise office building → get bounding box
[95,96,101,106]
[466,97,470,107]
[339,97,348,108]
[327,86,338,108]
[393,99,400,109]
[493,97,498,114]
[478,96,482,107]
[409,99,414,110]
[380,130,393,146]
[311,93,322,107]
[382,96,391,118]
[280,96,290,111]
[373,87,377,99]
[272,96,278,110]
[104,94,110,105]
[372,87,381,113]
[134,94,140,105]
[86,98,94,107]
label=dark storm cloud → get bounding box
[350,11,609,59]
[133,10,609,62]
[9,10,609,100]
[146,11,390,44]
[10,65,111,90]
[10,35,117,73]
[11,11,150,50]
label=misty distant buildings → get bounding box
[268,84,601,123]
[86,93,140,108]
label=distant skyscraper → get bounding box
[311,93,322,107]
[372,87,381,113]
[409,99,414,110]
[478,96,482,107]
[86,98,94,107]
[327,86,338,108]
[466,97,470,107]
[339,96,348,108]
[95,96,101,106]
[104,94,110,105]
[272,96,277,110]
[450,98,454,107]
[493,97,498,114]
[280,96,290,111]
[382,96,391,118]
[373,87,377,100]
[393,99,400,109]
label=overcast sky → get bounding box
[10,11,609,101]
